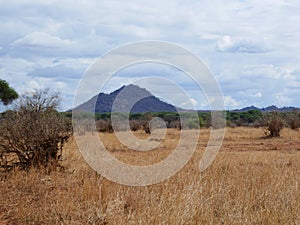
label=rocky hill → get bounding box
[74,84,177,113]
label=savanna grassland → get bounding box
[1,127,300,224]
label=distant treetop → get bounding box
[0,79,18,105]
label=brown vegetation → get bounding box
[262,112,285,137]
[1,127,300,224]
[0,90,72,171]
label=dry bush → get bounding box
[129,120,142,131]
[169,119,182,129]
[96,119,156,133]
[73,119,96,136]
[286,112,300,130]
[96,119,113,133]
[263,112,284,137]
[96,119,134,133]
[0,89,72,171]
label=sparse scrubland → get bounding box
[1,127,299,224]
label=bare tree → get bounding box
[0,89,72,171]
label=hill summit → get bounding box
[74,84,177,113]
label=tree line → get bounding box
[69,109,300,136]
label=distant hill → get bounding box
[74,84,177,113]
[73,84,299,113]
[233,105,299,113]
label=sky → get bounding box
[0,0,299,111]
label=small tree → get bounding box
[0,89,72,170]
[285,111,300,130]
[263,112,284,137]
[0,79,18,105]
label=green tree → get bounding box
[0,79,18,105]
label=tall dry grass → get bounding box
[1,127,299,224]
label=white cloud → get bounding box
[217,36,234,52]
[190,98,198,107]
[224,96,241,109]
[180,98,198,109]
[254,92,262,98]
[12,32,72,49]
[216,35,269,53]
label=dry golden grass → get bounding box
[1,127,300,224]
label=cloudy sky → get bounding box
[0,0,299,111]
